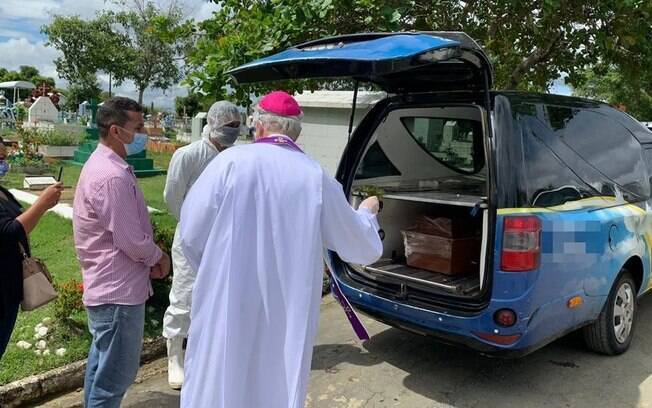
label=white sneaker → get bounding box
[167,338,185,390]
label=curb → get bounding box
[0,337,166,408]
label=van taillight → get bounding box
[501,216,541,272]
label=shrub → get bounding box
[37,130,80,146]
[53,280,84,330]
[151,217,175,255]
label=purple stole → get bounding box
[254,135,371,341]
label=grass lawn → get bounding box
[0,212,90,384]
[0,150,176,385]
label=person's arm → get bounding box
[94,177,163,267]
[16,182,63,234]
[163,149,190,221]
[321,173,383,265]
[0,215,27,250]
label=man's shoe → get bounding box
[167,338,185,390]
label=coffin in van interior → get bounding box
[352,191,487,296]
[348,104,488,297]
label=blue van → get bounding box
[230,32,652,356]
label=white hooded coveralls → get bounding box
[162,134,220,339]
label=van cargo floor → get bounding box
[363,259,480,295]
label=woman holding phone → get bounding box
[0,137,63,358]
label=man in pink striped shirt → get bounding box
[73,97,170,408]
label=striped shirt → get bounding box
[73,143,163,306]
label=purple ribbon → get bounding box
[254,134,304,153]
[326,268,371,341]
[255,134,370,340]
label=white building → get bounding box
[293,90,386,175]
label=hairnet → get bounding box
[205,101,242,146]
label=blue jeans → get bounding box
[84,303,145,408]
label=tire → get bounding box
[583,270,637,355]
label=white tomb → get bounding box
[28,96,58,124]
[23,176,57,190]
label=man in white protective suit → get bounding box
[178,90,383,408]
[161,100,242,389]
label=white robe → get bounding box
[178,142,383,408]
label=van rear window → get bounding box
[401,117,483,174]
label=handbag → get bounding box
[19,242,58,311]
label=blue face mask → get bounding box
[117,127,148,156]
[0,160,9,178]
[125,133,148,156]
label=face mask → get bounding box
[214,125,240,146]
[0,160,9,178]
[117,126,148,156]
[125,133,148,156]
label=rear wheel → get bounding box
[583,271,636,355]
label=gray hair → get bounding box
[252,106,303,140]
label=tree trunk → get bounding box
[507,31,563,89]
[137,87,145,106]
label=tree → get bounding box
[43,1,191,105]
[109,0,192,105]
[175,93,202,118]
[0,65,56,101]
[573,68,652,121]
[186,0,652,106]
[42,14,131,90]
[61,73,103,112]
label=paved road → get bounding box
[42,295,652,407]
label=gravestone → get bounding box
[28,96,58,124]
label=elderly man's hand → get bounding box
[151,252,171,279]
[359,196,381,215]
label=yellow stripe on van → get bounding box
[498,196,646,215]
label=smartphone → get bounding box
[57,166,63,182]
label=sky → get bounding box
[0,0,572,110]
[0,0,220,110]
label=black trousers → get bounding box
[0,301,20,359]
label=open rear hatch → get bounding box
[229,32,495,305]
[229,32,493,92]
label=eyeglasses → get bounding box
[223,122,241,128]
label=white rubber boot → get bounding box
[167,338,185,390]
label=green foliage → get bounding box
[42,14,131,88]
[52,280,85,330]
[573,67,652,121]
[186,0,652,104]
[42,1,192,105]
[60,74,103,112]
[108,3,186,104]
[8,128,44,168]
[151,216,175,255]
[175,93,202,118]
[14,105,26,122]
[0,65,56,102]
[34,130,80,146]
[354,185,385,198]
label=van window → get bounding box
[518,112,596,207]
[355,141,401,179]
[549,107,649,200]
[514,101,649,206]
[644,149,652,192]
[401,117,483,174]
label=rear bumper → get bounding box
[336,275,600,358]
[352,301,534,358]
